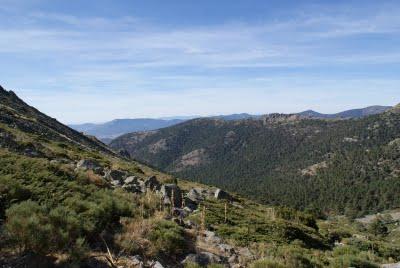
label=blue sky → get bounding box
[0,0,399,123]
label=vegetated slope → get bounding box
[0,86,113,155]
[2,85,400,267]
[111,108,400,217]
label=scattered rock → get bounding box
[124,176,139,185]
[184,220,196,229]
[343,137,359,143]
[160,184,182,207]
[183,196,198,211]
[130,255,144,267]
[301,161,328,176]
[187,188,204,203]
[144,176,161,191]
[228,254,238,265]
[111,179,122,187]
[23,147,41,157]
[382,264,400,268]
[237,247,255,262]
[104,169,127,182]
[76,159,101,170]
[218,243,235,255]
[204,230,222,244]
[148,260,164,268]
[214,189,232,201]
[182,252,222,266]
[76,159,104,174]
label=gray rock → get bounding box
[214,189,232,201]
[104,169,127,182]
[124,176,139,185]
[182,252,222,266]
[228,254,238,264]
[204,230,222,244]
[382,264,400,268]
[148,261,164,268]
[130,255,144,267]
[160,184,182,207]
[218,243,235,255]
[76,159,101,170]
[184,220,196,229]
[187,188,204,202]
[50,158,70,165]
[144,176,161,191]
[184,196,198,211]
[172,208,189,218]
[76,159,104,174]
[111,179,122,187]
[237,247,255,262]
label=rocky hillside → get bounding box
[111,107,400,217]
[0,86,113,155]
[2,86,400,267]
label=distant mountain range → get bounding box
[298,105,392,119]
[70,105,392,143]
[110,104,400,217]
[70,118,186,143]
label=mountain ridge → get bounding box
[110,103,400,217]
[71,105,392,142]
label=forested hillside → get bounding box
[3,86,400,267]
[111,107,400,217]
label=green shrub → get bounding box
[368,217,388,237]
[250,259,285,268]
[148,220,186,256]
[330,255,378,268]
[332,245,360,257]
[5,201,52,254]
[5,201,90,260]
[276,246,321,268]
[184,263,202,268]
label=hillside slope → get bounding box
[111,108,400,217]
[2,86,400,267]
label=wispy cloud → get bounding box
[0,2,399,122]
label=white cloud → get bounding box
[0,3,399,122]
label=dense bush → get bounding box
[0,152,135,260]
[368,217,388,237]
[330,255,378,268]
[5,201,88,258]
[250,259,285,268]
[147,219,186,257]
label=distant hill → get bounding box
[72,106,391,142]
[111,106,400,217]
[70,118,186,142]
[298,105,392,119]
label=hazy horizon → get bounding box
[1,0,399,123]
